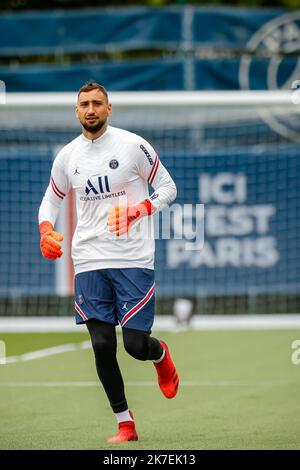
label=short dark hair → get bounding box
[77,81,108,102]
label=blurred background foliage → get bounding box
[1,0,300,12]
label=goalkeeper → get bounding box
[39,82,178,443]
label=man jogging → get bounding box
[39,82,178,443]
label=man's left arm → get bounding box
[144,151,177,212]
[107,140,177,236]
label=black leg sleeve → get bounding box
[122,327,164,361]
[86,319,128,413]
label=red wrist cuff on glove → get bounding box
[39,221,54,237]
[141,199,156,216]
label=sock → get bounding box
[115,409,133,424]
[153,348,165,364]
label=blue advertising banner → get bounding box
[155,145,300,297]
[0,7,287,56]
[0,7,183,56]
[1,57,299,92]
[0,143,298,298]
[0,59,185,92]
[1,7,300,91]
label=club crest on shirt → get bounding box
[109,159,119,169]
[78,295,84,304]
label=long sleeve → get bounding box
[137,139,177,211]
[38,151,70,225]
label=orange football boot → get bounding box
[106,411,138,443]
[153,341,179,399]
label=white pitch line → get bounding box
[1,337,122,365]
[0,380,296,388]
[2,340,92,364]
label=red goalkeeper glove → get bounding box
[107,199,156,237]
[39,221,63,260]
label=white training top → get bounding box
[39,125,177,274]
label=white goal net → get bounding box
[0,91,299,316]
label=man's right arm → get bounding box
[39,153,70,260]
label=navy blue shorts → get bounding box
[74,268,155,333]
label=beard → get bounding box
[81,117,107,134]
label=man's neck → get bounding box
[82,123,108,141]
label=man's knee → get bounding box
[91,336,114,355]
[123,328,149,361]
[86,320,116,356]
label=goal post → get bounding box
[0,90,299,317]
[5,90,295,106]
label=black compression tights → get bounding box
[86,319,163,413]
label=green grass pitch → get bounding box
[0,329,300,450]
